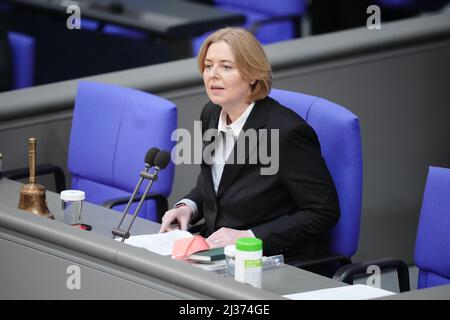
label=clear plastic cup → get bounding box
[60,190,87,229]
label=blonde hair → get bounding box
[197,27,272,101]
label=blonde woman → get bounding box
[160,27,339,264]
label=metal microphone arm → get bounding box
[111,165,151,240]
[112,149,170,241]
[118,166,161,242]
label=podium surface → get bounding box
[0,178,346,299]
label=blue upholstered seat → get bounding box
[68,81,177,221]
[414,166,450,289]
[269,88,363,270]
[334,166,450,291]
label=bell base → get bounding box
[18,183,54,219]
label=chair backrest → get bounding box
[7,32,35,89]
[269,88,363,258]
[414,166,450,289]
[68,81,177,221]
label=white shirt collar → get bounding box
[217,102,255,137]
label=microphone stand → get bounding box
[112,166,160,241]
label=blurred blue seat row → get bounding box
[192,0,307,55]
[80,1,308,56]
[8,31,34,89]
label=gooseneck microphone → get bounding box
[112,148,170,241]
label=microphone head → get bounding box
[144,147,160,167]
[154,150,171,170]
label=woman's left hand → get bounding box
[206,227,254,248]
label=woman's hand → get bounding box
[158,205,193,233]
[206,227,254,248]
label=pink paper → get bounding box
[172,235,210,259]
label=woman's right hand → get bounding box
[158,205,193,233]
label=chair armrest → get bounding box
[102,193,168,223]
[289,254,353,269]
[332,257,411,292]
[3,163,66,193]
[248,14,302,37]
[286,254,353,277]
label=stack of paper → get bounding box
[189,260,227,272]
[283,284,396,300]
[118,230,193,255]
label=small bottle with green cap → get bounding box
[235,237,263,288]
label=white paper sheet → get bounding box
[117,230,193,255]
[189,260,227,271]
[283,284,396,300]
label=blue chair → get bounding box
[68,82,177,221]
[269,88,363,274]
[414,166,450,288]
[7,32,35,89]
[334,166,450,291]
[192,0,307,55]
[5,82,177,222]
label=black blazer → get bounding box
[185,96,340,261]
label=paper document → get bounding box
[283,284,396,300]
[118,230,193,255]
[189,260,227,272]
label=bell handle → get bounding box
[29,137,36,184]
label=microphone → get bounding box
[112,149,171,241]
[153,150,171,171]
[145,147,161,167]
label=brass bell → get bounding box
[17,137,54,219]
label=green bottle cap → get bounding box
[236,238,262,252]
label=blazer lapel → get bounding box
[217,99,269,198]
[201,107,220,197]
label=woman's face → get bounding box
[203,41,252,110]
